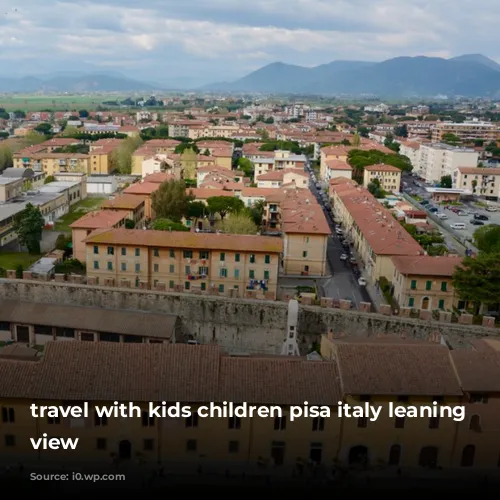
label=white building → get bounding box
[86,175,117,195]
[399,141,421,172]
[453,167,500,201]
[417,143,479,184]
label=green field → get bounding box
[0,252,41,270]
[54,197,107,232]
[0,95,124,112]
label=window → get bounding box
[47,416,61,425]
[460,445,475,467]
[94,412,108,426]
[93,261,99,270]
[395,416,405,429]
[271,441,285,465]
[235,253,240,262]
[249,254,256,263]
[302,251,308,258]
[186,413,199,428]
[107,262,113,271]
[143,439,154,451]
[249,270,255,279]
[135,248,140,257]
[429,416,440,429]
[93,245,99,254]
[469,415,481,431]
[441,281,447,292]
[1,407,15,423]
[5,435,15,447]
[121,248,126,256]
[357,417,368,428]
[186,439,197,452]
[220,268,227,278]
[425,280,432,291]
[410,280,417,290]
[153,248,159,257]
[184,282,190,290]
[438,299,445,310]
[154,264,159,273]
[264,270,270,280]
[228,440,239,453]
[274,416,286,430]
[107,247,114,255]
[219,252,225,261]
[388,445,401,466]
[169,249,175,258]
[169,280,175,289]
[142,411,155,427]
[228,416,241,429]
[310,442,323,464]
[312,416,325,431]
[199,251,209,259]
[96,438,106,450]
[183,250,193,259]
[169,265,175,273]
[185,265,191,275]
[218,284,224,293]
[265,255,270,264]
[121,263,127,271]
[408,297,414,307]
[201,283,206,291]
[234,269,240,279]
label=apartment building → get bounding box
[453,167,500,201]
[2,338,500,470]
[0,177,23,203]
[13,153,91,176]
[131,139,181,175]
[418,143,479,184]
[391,255,463,310]
[84,229,283,298]
[101,195,146,228]
[322,160,353,182]
[432,120,500,143]
[398,141,421,170]
[250,150,307,182]
[330,182,424,283]
[363,164,402,193]
[1,167,45,189]
[88,138,123,174]
[0,204,25,247]
[0,300,179,346]
[256,169,308,189]
[123,182,160,219]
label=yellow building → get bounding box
[101,195,146,228]
[14,153,91,176]
[454,167,500,200]
[1,338,500,471]
[391,255,463,311]
[363,164,402,193]
[83,228,283,298]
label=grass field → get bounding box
[0,95,124,112]
[0,252,42,270]
[54,197,106,232]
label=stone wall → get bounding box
[0,279,497,354]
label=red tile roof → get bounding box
[391,255,463,277]
[69,210,128,229]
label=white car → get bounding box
[335,228,343,235]
[436,213,448,219]
[358,277,367,286]
[340,253,348,261]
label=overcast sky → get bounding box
[0,0,498,87]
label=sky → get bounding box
[0,0,499,88]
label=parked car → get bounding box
[486,206,498,212]
[470,219,484,226]
[335,228,343,235]
[420,200,430,206]
[457,210,468,216]
[474,214,489,221]
[340,253,348,261]
[428,207,439,213]
[358,277,367,286]
[436,213,448,219]
[349,257,357,265]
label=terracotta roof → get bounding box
[451,345,500,392]
[0,300,178,340]
[257,171,284,181]
[391,255,463,277]
[457,167,500,175]
[334,342,463,396]
[84,228,284,253]
[190,188,233,199]
[143,172,176,184]
[101,194,146,210]
[69,209,128,229]
[365,163,402,173]
[123,182,160,196]
[325,159,352,171]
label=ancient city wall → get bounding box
[0,279,497,354]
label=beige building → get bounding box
[391,255,463,311]
[101,195,146,228]
[431,120,500,143]
[131,140,181,175]
[330,182,424,283]
[13,153,91,176]
[363,164,402,193]
[257,169,309,189]
[453,167,500,201]
[84,229,283,299]
[0,177,23,203]
[322,160,353,182]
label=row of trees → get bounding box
[348,149,413,183]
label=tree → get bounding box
[207,196,244,221]
[44,175,55,184]
[187,201,206,220]
[55,233,72,250]
[237,157,254,177]
[34,122,52,135]
[151,180,194,221]
[124,219,135,229]
[442,133,461,146]
[110,136,143,174]
[452,253,500,310]
[0,144,13,171]
[474,225,500,254]
[394,124,408,138]
[440,175,452,189]
[79,110,89,118]
[13,203,45,254]
[216,213,258,234]
[367,178,385,198]
[151,218,189,232]
[21,131,47,147]
[248,200,264,226]
[351,134,361,147]
[61,125,80,137]
[175,142,199,154]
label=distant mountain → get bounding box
[0,73,157,93]
[203,55,500,97]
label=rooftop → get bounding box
[69,209,128,229]
[365,163,402,173]
[391,255,463,277]
[101,194,146,210]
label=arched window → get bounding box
[461,445,475,467]
[388,444,401,466]
[348,445,368,466]
[469,415,481,431]
[419,446,438,468]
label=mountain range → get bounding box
[202,54,500,97]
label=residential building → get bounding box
[323,160,353,182]
[1,167,45,189]
[83,229,282,299]
[131,140,181,175]
[330,183,424,283]
[101,195,146,228]
[88,139,123,175]
[0,177,23,203]
[418,143,479,184]
[13,153,91,176]
[70,210,129,262]
[123,182,161,219]
[363,164,402,193]
[86,175,118,196]
[256,169,309,189]
[432,120,500,143]
[453,167,500,201]
[38,179,87,207]
[398,141,421,170]
[391,255,463,310]
[0,204,25,247]
[0,300,179,345]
